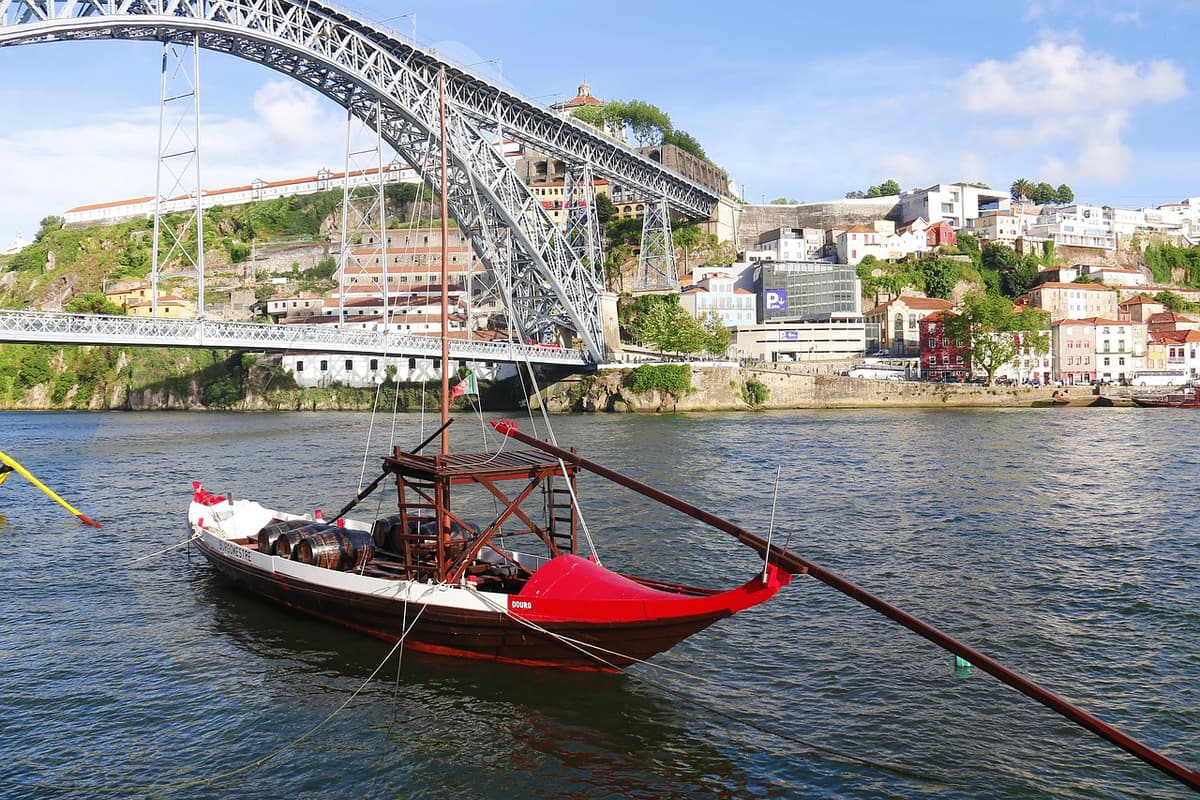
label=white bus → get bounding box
[1130,368,1189,387]
[847,363,906,381]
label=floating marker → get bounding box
[0,450,102,527]
[955,655,973,675]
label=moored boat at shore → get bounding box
[1132,384,1199,408]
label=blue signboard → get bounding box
[781,330,799,340]
[765,288,787,312]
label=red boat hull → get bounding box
[195,535,788,672]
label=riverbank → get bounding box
[537,365,1106,412]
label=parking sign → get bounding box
[765,289,787,312]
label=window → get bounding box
[956,355,964,364]
[296,361,304,372]
[320,360,328,371]
[408,357,416,370]
[942,355,950,365]
[909,314,918,328]
[370,359,378,370]
[1103,357,1110,366]
[345,359,353,371]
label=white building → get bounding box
[750,227,826,262]
[3,232,29,255]
[969,210,1023,244]
[679,264,756,330]
[896,183,1010,230]
[62,143,523,227]
[1025,205,1116,250]
[280,351,515,389]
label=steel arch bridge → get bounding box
[0,0,721,365]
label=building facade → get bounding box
[863,295,955,355]
[919,312,970,382]
[1027,282,1119,322]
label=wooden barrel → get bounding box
[371,514,405,549]
[295,529,375,571]
[257,519,314,555]
[275,522,329,559]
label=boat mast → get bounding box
[438,66,450,455]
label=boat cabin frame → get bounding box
[382,445,580,585]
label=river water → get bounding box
[0,408,1197,798]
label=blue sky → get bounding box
[3,0,1200,249]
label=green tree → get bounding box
[594,192,616,225]
[34,215,63,243]
[1153,290,1190,312]
[1055,184,1074,204]
[17,348,53,388]
[64,292,123,315]
[1031,182,1056,205]
[982,241,1020,275]
[922,258,957,299]
[701,311,732,355]
[1003,254,1041,297]
[620,99,673,146]
[1010,179,1033,202]
[866,179,901,198]
[956,231,981,268]
[941,291,1050,385]
[662,128,709,162]
[629,294,717,355]
[982,242,1040,298]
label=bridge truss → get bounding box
[0,309,590,367]
[0,0,721,365]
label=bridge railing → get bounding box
[0,310,591,367]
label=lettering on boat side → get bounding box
[218,539,253,563]
[510,600,532,610]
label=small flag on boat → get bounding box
[450,371,478,399]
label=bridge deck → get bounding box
[0,310,591,367]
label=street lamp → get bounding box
[378,11,415,44]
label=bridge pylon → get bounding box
[336,100,394,326]
[563,162,604,279]
[634,197,679,294]
[150,35,205,318]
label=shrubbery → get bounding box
[626,364,691,397]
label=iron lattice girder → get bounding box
[0,309,591,365]
[0,0,657,361]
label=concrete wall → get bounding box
[738,199,900,252]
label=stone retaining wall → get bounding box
[542,366,1083,412]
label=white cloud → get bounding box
[251,80,340,151]
[0,81,360,246]
[960,39,1185,182]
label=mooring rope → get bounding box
[14,589,435,796]
[469,586,960,788]
[14,534,197,583]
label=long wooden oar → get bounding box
[490,420,1200,794]
[0,450,102,528]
